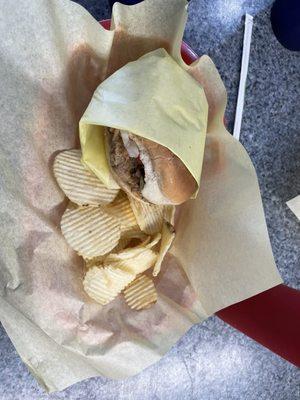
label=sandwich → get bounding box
[105,127,197,205]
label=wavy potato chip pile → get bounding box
[53,149,176,310]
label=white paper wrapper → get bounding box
[0,0,281,392]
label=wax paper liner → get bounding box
[0,0,281,392]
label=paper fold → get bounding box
[80,48,208,188]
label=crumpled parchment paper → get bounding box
[0,0,282,392]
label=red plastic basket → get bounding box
[100,19,300,367]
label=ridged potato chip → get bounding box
[123,275,157,310]
[112,236,132,253]
[130,233,161,249]
[120,229,148,242]
[104,192,138,233]
[83,266,135,305]
[104,247,157,275]
[85,255,105,269]
[128,196,164,234]
[112,229,150,252]
[164,205,176,226]
[153,222,175,276]
[54,149,119,206]
[105,234,160,262]
[61,205,121,259]
[144,233,161,249]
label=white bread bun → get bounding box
[105,128,197,205]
